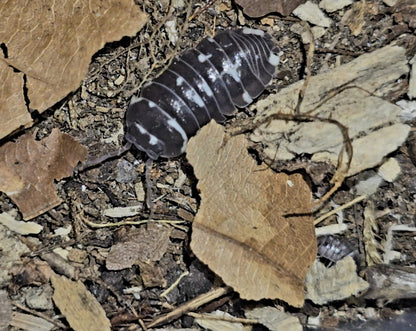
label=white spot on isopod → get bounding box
[176,76,184,86]
[198,53,212,63]
[268,52,280,66]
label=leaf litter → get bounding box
[187,121,316,306]
[1,0,416,329]
[0,129,87,220]
[0,0,147,140]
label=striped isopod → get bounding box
[125,28,280,159]
[317,235,356,266]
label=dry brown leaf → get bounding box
[51,275,111,331]
[0,129,87,220]
[106,224,171,271]
[0,0,147,140]
[186,121,317,307]
[234,0,306,17]
[0,61,33,139]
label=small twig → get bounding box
[146,287,233,328]
[187,312,258,324]
[296,21,315,115]
[314,194,367,226]
[12,302,68,329]
[77,142,132,172]
[160,271,190,298]
[80,213,186,228]
[255,113,353,204]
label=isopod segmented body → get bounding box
[125,28,280,159]
[317,235,356,266]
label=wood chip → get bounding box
[0,212,43,234]
[10,312,55,331]
[51,275,111,331]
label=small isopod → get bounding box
[317,235,356,266]
[125,28,280,159]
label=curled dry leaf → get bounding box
[0,129,87,220]
[0,0,147,140]
[186,121,316,307]
[234,0,306,17]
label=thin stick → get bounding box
[145,158,155,220]
[12,302,67,329]
[80,213,186,228]
[187,312,258,324]
[146,287,232,328]
[78,142,132,171]
[314,194,367,226]
[295,21,315,115]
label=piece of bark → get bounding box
[234,0,306,17]
[51,275,111,331]
[362,264,416,302]
[9,312,55,331]
[0,212,43,235]
[245,306,302,331]
[187,121,316,307]
[305,256,369,305]
[251,43,410,177]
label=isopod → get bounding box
[125,28,280,159]
[317,235,356,266]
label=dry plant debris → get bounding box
[0,211,43,235]
[392,0,416,28]
[106,224,171,287]
[234,0,306,17]
[0,289,12,329]
[9,312,55,331]
[1,0,416,329]
[363,264,416,302]
[245,306,303,331]
[251,43,410,177]
[51,275,111,331]
[0,223,30,286]
[0,129,87,220]
[363,201,383,266]
[0,0,147,140]
[0,61,32,141]
[305,256,369,305]
[187,121,316,307]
